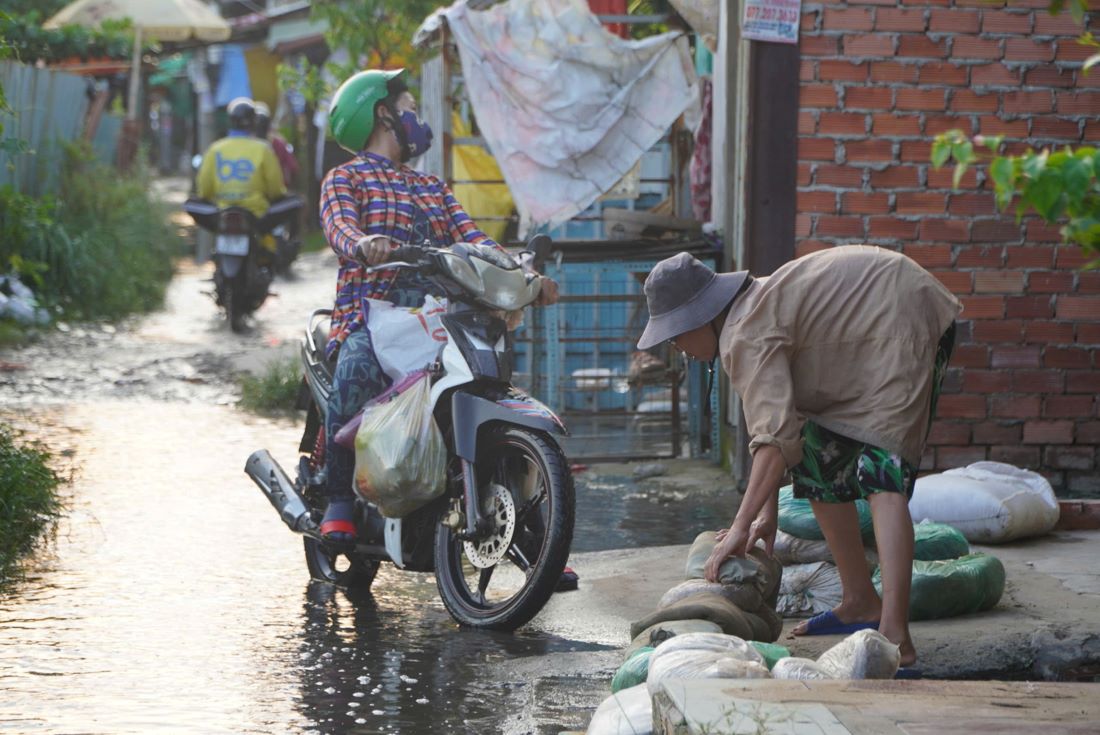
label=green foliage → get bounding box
[238,357,304,416]
[932,130,1100,267]
[0,422,62,581]
[0,12,142,63]
[0,1,70,17]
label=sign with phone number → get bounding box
[743,0,802,44]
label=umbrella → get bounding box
[44,0,231,119]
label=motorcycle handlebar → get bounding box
[389,245,427,263]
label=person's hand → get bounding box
[535,276,560,306]
[704,523,750,582]
[355,235,393,266]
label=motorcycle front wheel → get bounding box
[434,426,575,631]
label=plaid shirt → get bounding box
[319,152,496,357]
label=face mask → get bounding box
[397,109,433,161]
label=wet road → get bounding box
[0,248,733,734]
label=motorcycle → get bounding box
[183,196,303,332]
[244,236,576,631]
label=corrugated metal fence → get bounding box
[0,61,101,196]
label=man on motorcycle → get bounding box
[317,68,561,547]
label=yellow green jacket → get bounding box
[197,133,287,218]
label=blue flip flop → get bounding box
[895,667,923,680]
[798,610,880,636]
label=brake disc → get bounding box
[463,483,517,569]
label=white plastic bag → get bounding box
[586,684,652,735]
[816,629,900,680]
[910,461,1060,543]
[771,657,835,681]
[650,633,764,667]
[365,295,449,381]
[773,530,879,567]
[776,562,843,618]
[353,373,446,518]
[647,649,770,695]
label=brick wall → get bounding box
[795,0,1100,495]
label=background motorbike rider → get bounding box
[197,97,287,262]
[254,101,300,188]
[317,68,564,553]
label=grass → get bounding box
[0,423,61,581]
[238,356,304,416]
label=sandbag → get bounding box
[816,629,900,679]
[629,592,755,641]
[749,642,791,671]
[626,619,722,658]
[778,485,875,543]
[685,532,783,602]
[658,579,765,614]
[611,647,653,693]
[586,684,652,735]
[646,649,770,695]
[771,657,835,680]
[773,530,879,567]
[912,520,970,561]
[650,632,764,666]
[750,602,784,643]
[776,562,843,618]
[909,461,1059,543]
[874,553,1006,621]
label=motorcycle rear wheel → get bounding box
[434,427,574,631]
[303,537,380,590]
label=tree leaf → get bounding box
[990,156,1016,210]
[931,139,952,169]
[1021,150,1049,180]
[1071,0,1086,25]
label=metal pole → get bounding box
[127,27,143,121]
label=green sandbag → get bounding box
[749,641,791,670]
[873,552,1005,621]
[912,521,970,561]
[778,485,875,543]
[611,647,654,693]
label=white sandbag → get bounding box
[773,530,879,567]
[816,629,900,680]
[775,562,843,618]
[650,632,764,668]
[586,684,652,735]
[771,657,835,681]
[647,649,771,695]
[910,461,1059,543]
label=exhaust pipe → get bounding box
[245,450,313,533]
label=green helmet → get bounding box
[328,68,406,152]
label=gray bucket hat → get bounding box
[637,253,750,350]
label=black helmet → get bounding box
[227,97,256,133]
[253,101,271,138]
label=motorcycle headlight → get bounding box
[470,243,519,271]
[472,259,541,311]
[440,252,484,296]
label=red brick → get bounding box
[1025,66,1075,89]
[1079,273,1100,293]
[952,344,989,367]
[1034,9,1086,35]
[1057,246,1091,269]
[845,139,895,162]
[801,60,817,82]
[1026,320,1076,343]
[1005,38,1055,62]
[842,192,890,214]
[819,112,867,136]
[816,215,866,238]
[975,270,1025,292]
[1013,369,1066,393]
[845,87,894,110]
[919,62,969,86]
[935,270,975,294]
[795,239,833,258]
[925,114,972,136]
[937,394,988,419]
[1026,220,1067,242]
[800,111,817,135]
[868,217,920,240]
[1007,246,1056,268]
[871,165,921,188]
[869,61,919,83]
[796,213,813,237]
[1030,272,1074,293]
[897,34,949,58]
[897,191,947,214]
[973,421,1023,444]
[802,84,840,108]
[951,90,1000,113]
[1045,446,1095,471]
[824,7,874,30]
[815,165,864,187]
[1057,296,1100,319]
[961,295,1006,319]
[1077,421,1100,443]
[801,10,820,32]
[819,60,869,82]
[957,0,1005,7]
[949,193,996,216]
[905,244,954,267]
[992,394,1041,418]
[1023,420,1074,444]
[990,445,1041,467]
[991,345,1041,368]
[928,165,981,190]
[844,35,896,56]
[900,140,934,161]
[970,63,1021,88]
[929,9,979,32]
[952,36,1004,60]
[799,189,838,213]
[1044,395,1096,418]
[957,245,1006,267]
[873,114,922,136]
[937,446,989,469]
[1079,324,1100,344]
[1055,39,1095,63]
[1003,90,1053,114]
[974,319,1025,342]
[1056,92,1100,115]
[972,219,1024,243]
[1075,69,1100,89]
[800,137,838,161]
[921,219,971,242]
[927,420,972,445]
[1045,347,1092,369]
[1068,371,1100,393]
[897,88,948,111]
[1007,295,1055,318]
[965,369,1014,393]
[982,10,1034,34]
[877,7,928,31]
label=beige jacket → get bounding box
[719,246,961,467]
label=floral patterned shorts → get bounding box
[791,323,956,503]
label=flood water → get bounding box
[0,246,732,734]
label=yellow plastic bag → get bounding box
[353,374,446,518]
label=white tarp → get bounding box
[422,0,698,234]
